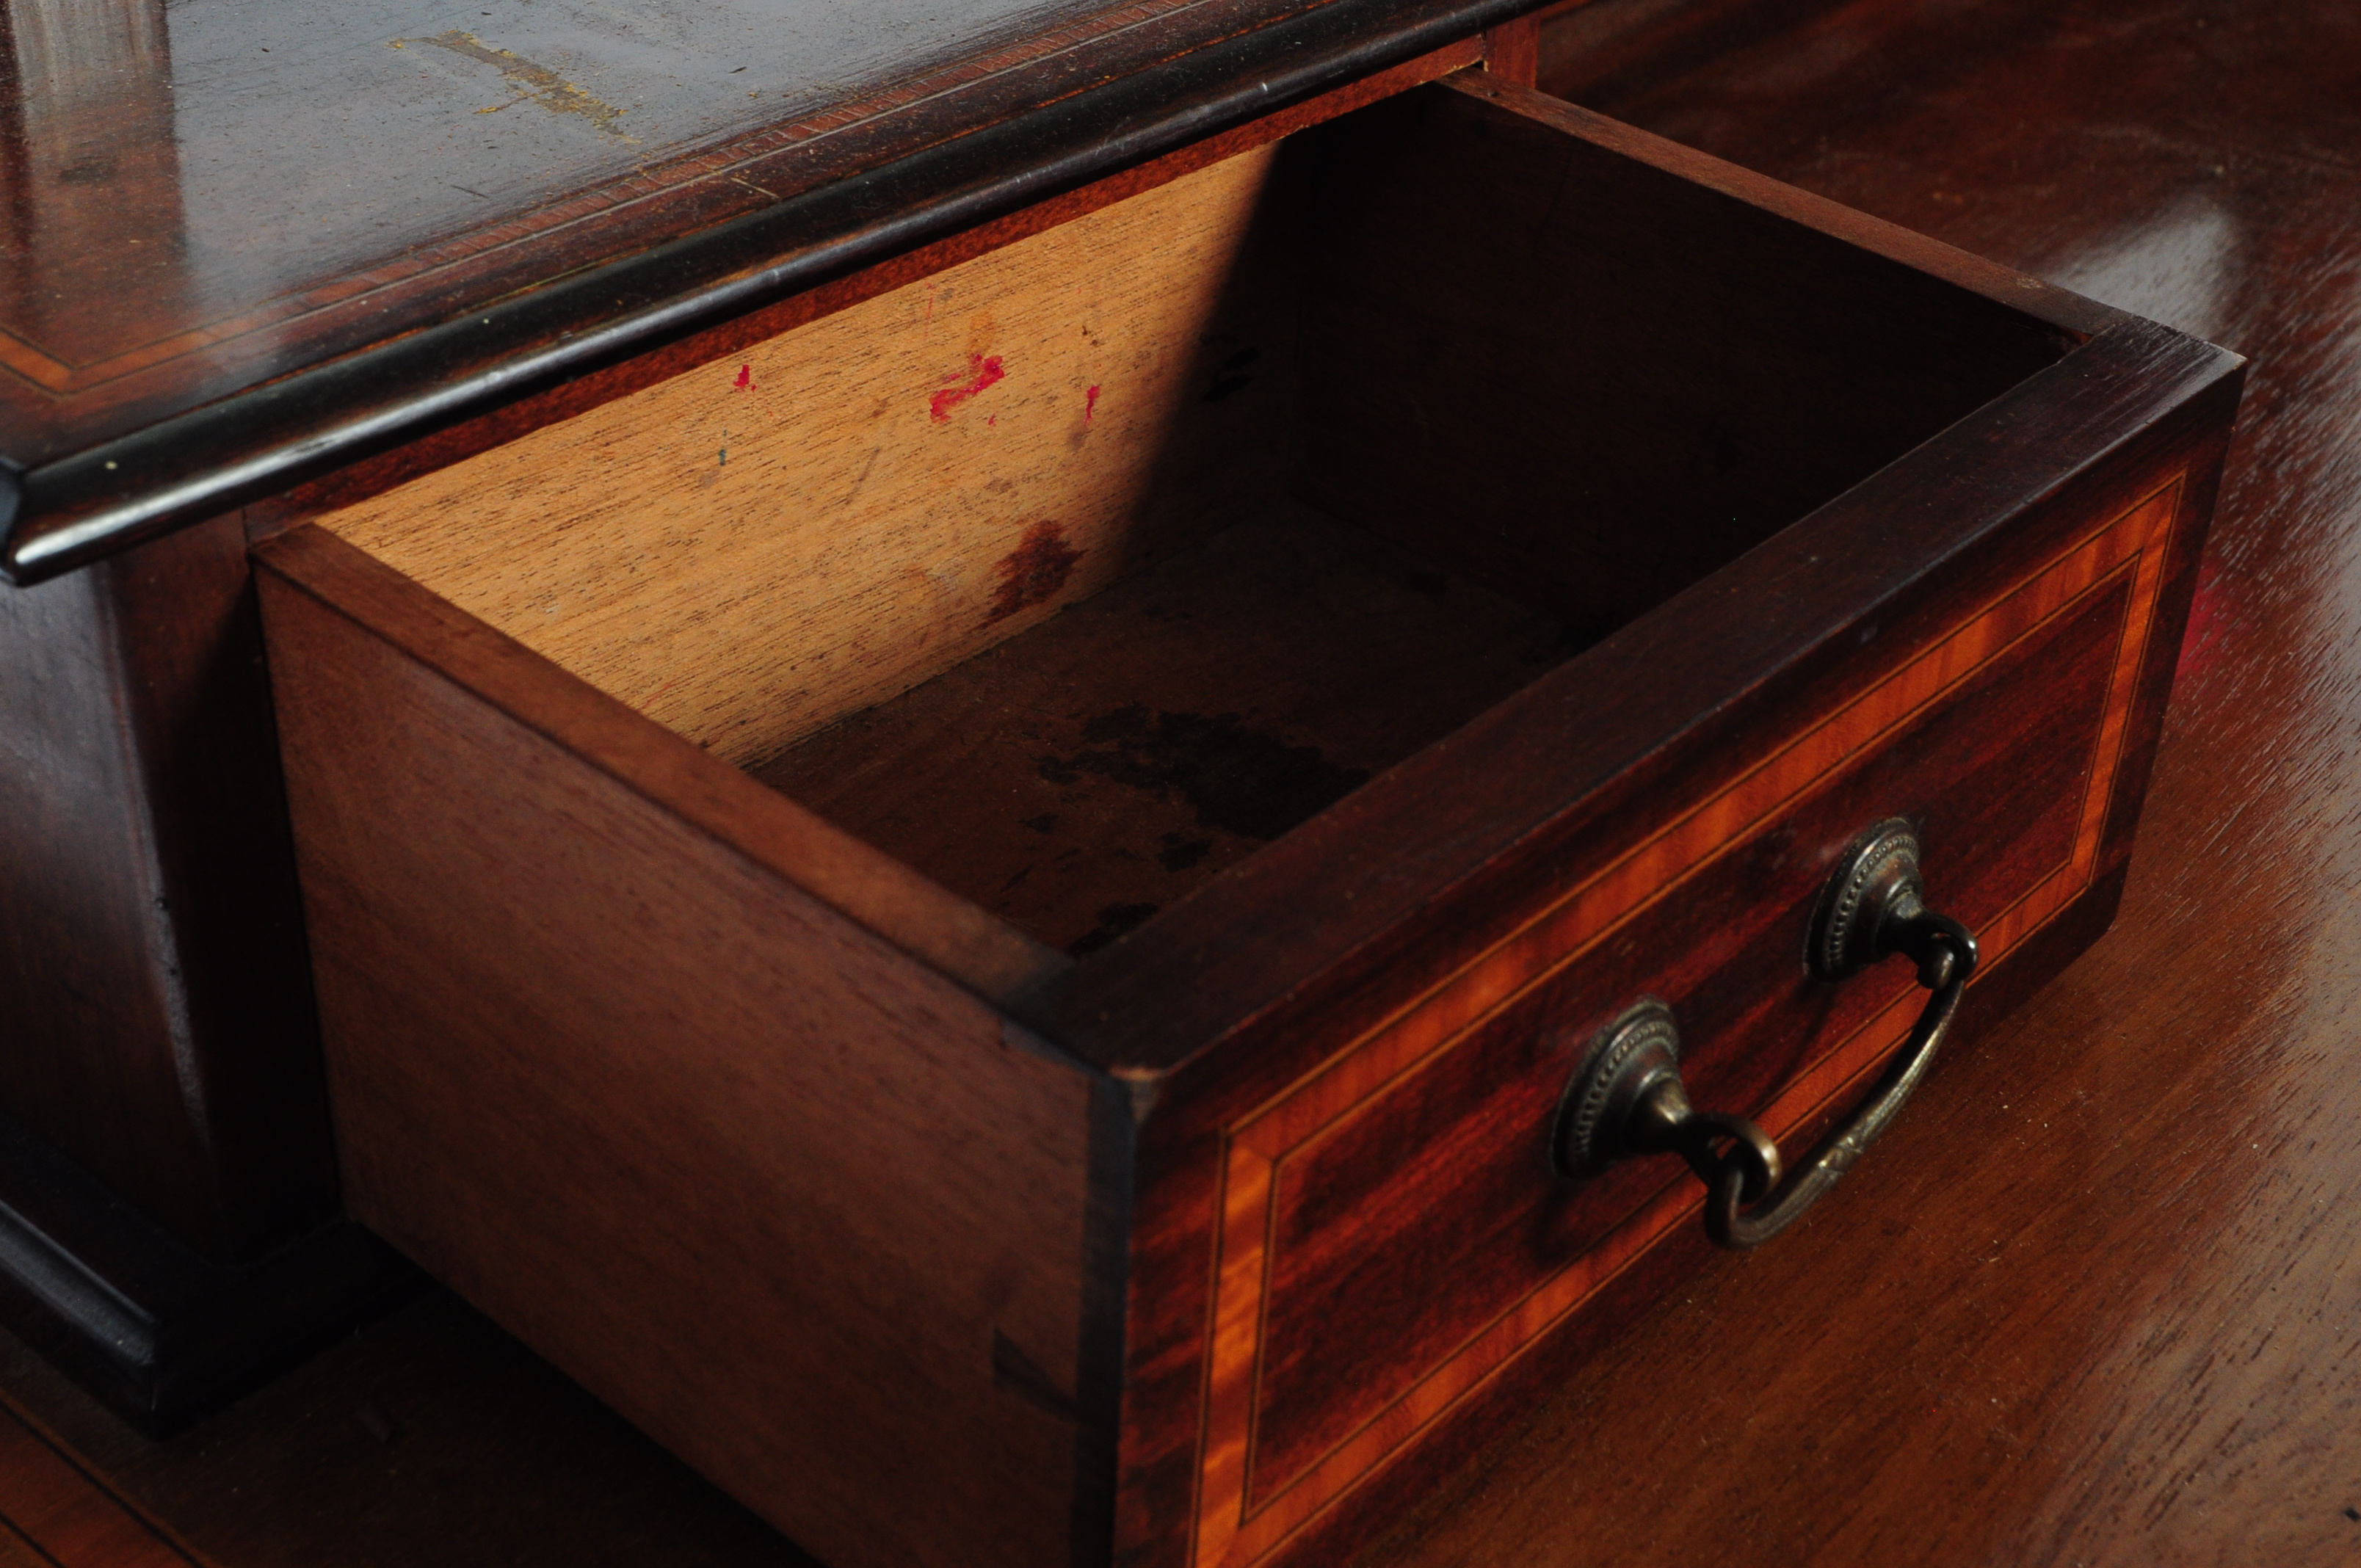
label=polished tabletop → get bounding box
[0,0,1522,581]
[1,0,2357,1564]
[4,0,1089,414]
[4,0,1086,456]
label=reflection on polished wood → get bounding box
[0,0,1512,580]
[1360,0,2361,1563]
[0,0,2354,1563]
[0,0,1298,459]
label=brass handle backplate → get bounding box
[1553,819,1979,1251]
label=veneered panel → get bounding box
[1186,479,2180,1568]
[1247,569,2125,1505]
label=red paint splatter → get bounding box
[930,353,1005,421]
[987,415,997,427]
[985,521,1084,623]
[734,364,755,391]
[1084,384,1101,423]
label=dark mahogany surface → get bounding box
[1354,1,2361,1564]
[0,0,1154,439]
[0,1,2351,1565]
[0,0,1543,581]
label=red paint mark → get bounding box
[930,353,1005,421]
[1084,384,1101,424]
[733,364,755,391]
[986,521,1084,623]
[987,415,998,427]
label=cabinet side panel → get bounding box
[0,561,203,1241]
[0,517,332,1257]
[256,565,1103,1568]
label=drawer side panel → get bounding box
[255,562,1104,1568]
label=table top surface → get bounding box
[3,0,2358,1564]
[0,0,1518,582]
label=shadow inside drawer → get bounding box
[752,504,1582,954]
[312,78,2070,968]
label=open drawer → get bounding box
[250,72,2240,1568]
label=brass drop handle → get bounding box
[1554,820,1979,1251]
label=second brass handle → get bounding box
[1554,819,1979,1251]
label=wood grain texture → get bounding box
[0,513,332,1259]
[1479,15,1541,84]
[250,51,2231,1568]
[1103,323,2234,1568]
[242,40,1484,547]
[0,6,2326,1568]
[1343,3,2357,1565]
[1189,484,2170,1567]
[758,504,1576,955]
[0,0,1515,580]
[258,526,1065,1007]
[318,142,1297,772]
[0,1288,817,1568]
[1074,106,2235,1559]
[1053,283,2233,1084]
[0,0,1385,460]
[0,1401,195,1568]
[254,534,1111,1568]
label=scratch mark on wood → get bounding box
[399,31,638,141]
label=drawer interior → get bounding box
[319,80,2072,958]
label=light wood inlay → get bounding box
[1190,477,2185,1568]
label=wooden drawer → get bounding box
[247,71,2239,1568]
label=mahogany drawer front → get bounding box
[248,65,2241,1568]
[1186,482,2177,1564]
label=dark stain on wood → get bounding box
[756,504,1581,954]
[986,521,1084,623]
[1070,902,1162,957]
[1038,704,1370,842]
[1203,346,1263,403]
[1157,832,1212,871]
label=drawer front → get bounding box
[1187,477,2183,1567]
